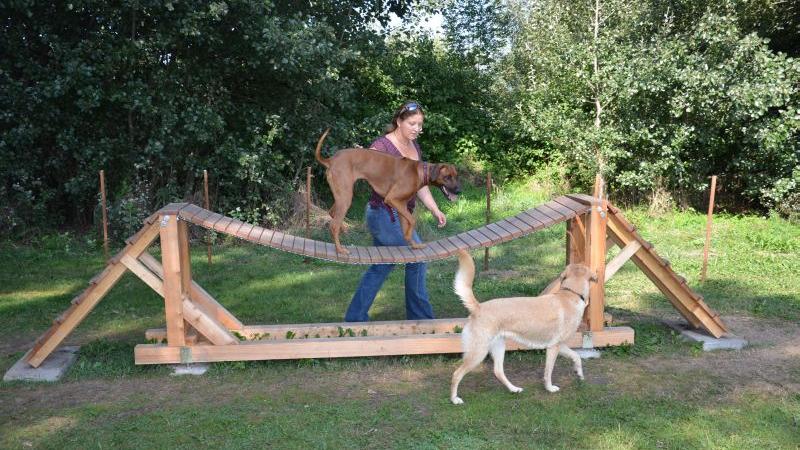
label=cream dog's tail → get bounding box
[454,250,480,314]
[314,128,331,168]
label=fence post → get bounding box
[701,175,717,282]
[483,172,492,271]
[99,170,109,261]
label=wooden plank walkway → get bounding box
[176,195,592,264]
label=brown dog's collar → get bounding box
[560,286,585,302]
[419,161,431,186]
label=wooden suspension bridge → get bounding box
[21,187,728,367]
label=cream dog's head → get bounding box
[559,263,597,300]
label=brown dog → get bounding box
[315,129,461,254]
[450,250,597,405]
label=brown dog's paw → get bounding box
[410,242,426,250]
[336,246,351,255]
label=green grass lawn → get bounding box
[1,178,799,449]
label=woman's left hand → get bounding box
[433,210,447,228]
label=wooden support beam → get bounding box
[604,240,642,282]
[138,252,244,330]
[181,296,239,345]
[606,210,728,337]
[135,326,635,364]
[159,215,186,347]
[121,254,164,296]
[568,216,587,264]
[26,222,161,367]
[586,177,608,332]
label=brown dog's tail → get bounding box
[454,250,480,314]
[315,128,331,168]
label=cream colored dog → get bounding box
[450,250,596,405]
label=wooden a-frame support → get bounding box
[23,185,728,368]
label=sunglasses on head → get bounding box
[401,102,421,113]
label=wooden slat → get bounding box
[526,208,557,227]
[506,217,533,234]
[323,242,338,261]
[546,200,579,221]
[366,246,382,263]
[475,225,503,244]
[553,196,590,215]
[485,223,511,242]
[465,230,491,246]
[225,219,245,237]
[236,223,254,241]
[537,203,565,222]
[427,240,451,258]
[419,243,439,260]
[519,210,547,227]
[396,245,417,263]
[313,240,327,259]
[354,246,372,263]
[448,235,472,251]
[436,237,460,255]
[201,213,225,229]
[212,216,234,233]
[178,204,205,222]
[564,193,595,205]
[375,246,393,263]
[513,211,542,230]
[494,220,524,238]
[190,208,213,225]
[290,236,307,255]
[247,225,263,242]
[279,233,295,251]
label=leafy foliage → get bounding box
[1,0,798,237]
[496,0,800,209]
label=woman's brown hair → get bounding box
[386,101,424,133]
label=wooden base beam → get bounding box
[135,324,634,364]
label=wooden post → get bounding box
[159,214,186,347]
[587,174,607,332]
[99,170,109,260]
[483,172,492,271]
[304,167,311,264]
[203,170,212,265]
[700,175,717,282]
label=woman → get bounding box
[344,101,447,322]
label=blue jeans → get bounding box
[344,206,435,322]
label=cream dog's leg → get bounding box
[543,345,560,392]
[559,343,584,380]
[450,330,490,405]
[489,337,523,394]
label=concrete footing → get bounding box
[3,346,80,382]
[575,348,601,359]
[170,363,210,376]
[663,320,748,351]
